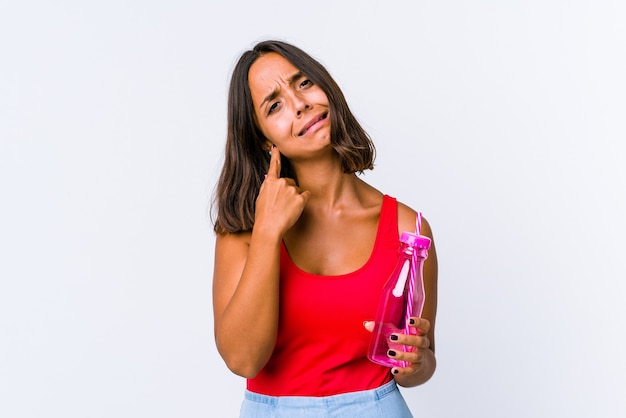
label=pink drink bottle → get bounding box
[367,230,431,368]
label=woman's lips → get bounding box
[298,113,328,136]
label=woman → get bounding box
[212,40,438,417]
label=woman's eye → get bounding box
[268,102,279,114]
[300,79,312,88]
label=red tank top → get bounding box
[247,195,401,396]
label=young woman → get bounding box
[212,40,438,417]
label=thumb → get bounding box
[300,189,311,203]
[362,321,375,333]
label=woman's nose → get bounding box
[294,95,311,116]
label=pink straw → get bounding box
[404,212,422,335]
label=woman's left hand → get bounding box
[363,317,432,376]
[387,317,431,376]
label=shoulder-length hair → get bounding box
[212,40,376,234]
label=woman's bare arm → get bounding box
[212,148,310,378]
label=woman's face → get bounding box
[248,52,331,161]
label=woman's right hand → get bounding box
[254,146,310,238]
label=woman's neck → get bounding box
[293,159,366,212]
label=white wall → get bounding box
[1,1,625,417]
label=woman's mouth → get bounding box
[298,113,328,137]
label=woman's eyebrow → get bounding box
[260,89,279,109]
[288,71,304,85]
[260,71,304,109]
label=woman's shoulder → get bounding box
[215,230,252,249]
[353,179,432,235]
[395,199,434,239]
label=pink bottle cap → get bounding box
[400,232,431,250]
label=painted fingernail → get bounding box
[392,368,399,375]
[390,334,399,341]
[409,318,416,325]
[388,350,397,357]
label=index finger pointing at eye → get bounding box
[267,145,281,178]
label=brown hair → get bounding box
[212,40,375,234]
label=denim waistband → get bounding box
[244,380,398,407]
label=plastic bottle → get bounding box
[367,231,431,368]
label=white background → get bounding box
[1,1,625,417]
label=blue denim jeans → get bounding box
[240,380,413,418]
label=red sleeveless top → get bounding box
[247,195,401,396]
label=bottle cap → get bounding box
[400,232,431,250]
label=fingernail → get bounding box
[390,334,399,341]
[409,318,416,325]
[388,350,397,357]
[392,368,399,375]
